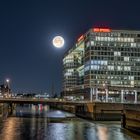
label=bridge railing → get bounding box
[0,97,140,104]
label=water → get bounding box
[0,104,139,140]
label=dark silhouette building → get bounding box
[0,84,11,98]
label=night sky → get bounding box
[0,0,140,94]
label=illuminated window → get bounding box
[108,65,114,70]
[111,80,121,85]
[129,76,134,80]
[130,38,134,42]
[84,66,90,71]
[91,41,94,46]
[124,38,127,42]
[91,60,98,65]
[114,51,121,56]
[117,37,121,42]
[91,65,100,70]
[131,43,136,47]
[67,69,74,72]
[91,60,107,65]
[86,42,90,48]
[136,58,140,62]
[124,57,129,61]
[124,66,131,71]
[131,81,134,86]
[64,73,72,76]
[117,66,122,71]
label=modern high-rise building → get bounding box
[62,28,140,101]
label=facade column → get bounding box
[92,88,94,99]
[95,88,98,101]
[121,90,124,103]
[134,90,137,104]
[125,90,129,102]
[90,88,93,102]
[105,88,108,102]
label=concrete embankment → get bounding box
[122,104,140,133]
[50,102,123,121]
[75,102,123,121]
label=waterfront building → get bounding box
[62,27,140,101]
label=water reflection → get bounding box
[0,104,139,140]
[97,126,108,140]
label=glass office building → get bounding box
[63,28,140,101]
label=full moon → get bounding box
[52,36,65,48]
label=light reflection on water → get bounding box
[0,105,139,140]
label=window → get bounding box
[91,41,94,46]
[108,65,114,70]
[91,65,100,70]
[91,60,108,65]
[84,66,90,71]
[114,51,121,56]
[117,66,122,71]
[124,66,131,71]
[124,57,129,61]
[131,43,136,47]
[86,42,90,48]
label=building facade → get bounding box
[63,28,140,101]
[0,84,11,98]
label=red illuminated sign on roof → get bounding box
[77,35,84,42]
[93,28,111,32]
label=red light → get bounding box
[93,28,111,32]
[77,35,84,42]
[93,28,100,32]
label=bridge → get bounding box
[0,98,140,123]
[0,98,88,105]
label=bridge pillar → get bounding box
[121,90,124,103]
[134,90,137,104]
